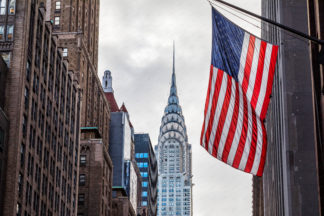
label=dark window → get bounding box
[78,194,84,205]
[16,202,21,216]
[0,128,4,152]
[20,144,25,167]
[26,61,31,81]
[80,155,86,166]
[22,115,27,138]
[79,174,85,186]
[18,173,23,197]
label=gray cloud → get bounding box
[98,0,261,215]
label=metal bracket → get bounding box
[319,46,324,65]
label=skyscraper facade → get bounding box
[0,1,82,215]
[134,133,158,216]
[156,49,192,216]
[251,0,324,215]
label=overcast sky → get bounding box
[98,0,261,215]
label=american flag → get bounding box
[200,7,278,176]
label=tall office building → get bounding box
[156,49,192,216]
[252,0,324,215]
[47,1,113,215]
[134,133,158,216]
[0,1,82,215]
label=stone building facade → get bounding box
[0,55,9,213]
[0,1,82,215]
[252,0,324,215]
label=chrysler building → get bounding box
[155,46,193,216]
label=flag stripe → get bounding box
[222,82,240,163]
[251,117,264,175]
[256,124,267,176]
[208,70,228,154]
[238,99,253,171]
[260,45,279,120]
[204,68,224,152]
[251,41,267,110]
[238,33,250,84]
[212,74,233,157]
[200,65,215,146]
[227,85,245,166]
[246,38,261,107]
[255,44,273,118]
[201,66,219,149]
[232,89,249,169]
[241,35,255,95]
[244,108,258,173]
[217,76,236,159]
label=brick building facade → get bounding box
[0,1,82,215]
[78,138,113,216]
[46,0,113,215]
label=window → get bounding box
[20,144,25,167]
[55,1,61,10]
[54,17,60,25]
[135,153,140,158]
[142,181,148,187]
[0,0,6,15]
[79,174,85,186]
[143,162,148,168]
[0,25,4,41]
[80,155,86,166]
[142,201,147,206]
[18,173,23,197]
[8,0,15,15]
[140,172,148,178]
[143,153,149,158]
[16,202,21,216]
[78,194,84,205]
[62,48,68,57]
[24,87,29,110]
[6,25,14,41]
[142,191,147,197]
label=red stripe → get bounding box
[204,69,224,151]
[222,82,240,163]
[256,123,267,176]
[251,41,267,110]
[212,76,232,157]
[260,45,279,120]
[244,108,258,173]
[200,65,215,146]
[232,91,249,168]
[241,35,255,95]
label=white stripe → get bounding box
[227,86,244,165]
[208,71,228,154]
[202,67,218,148]
[238,101,253,170]
[238,33,250,85]
[255,44,273,116]
[251,117,264,175]
[246,38,261,105]
[217,77,236,159]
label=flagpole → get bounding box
[210,0,324,45]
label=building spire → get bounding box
[164,43,182,114]
[170,42,177,97]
